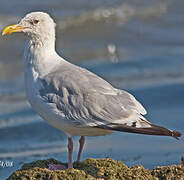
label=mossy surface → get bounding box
[7,158,184,180]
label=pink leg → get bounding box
[68,137,73,168]
[77,136,85,162]
[48,137,73,170]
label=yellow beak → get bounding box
[2,24,25,36]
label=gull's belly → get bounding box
[24,71,72,132]
[27,92,113,137]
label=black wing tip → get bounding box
[96,123,182,140]
[172,131,182,140]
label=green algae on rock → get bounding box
[7,158,184,180]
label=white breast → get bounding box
[23,41,70,133]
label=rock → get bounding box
[7,158,184,180]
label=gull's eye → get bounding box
[32,19,39,25]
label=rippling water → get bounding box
[0,0,184,179]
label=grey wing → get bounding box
[39,62,149,128]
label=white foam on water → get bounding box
[56,3,169,31]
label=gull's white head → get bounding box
[2,12,56,43]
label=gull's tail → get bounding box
[97,123,182,140]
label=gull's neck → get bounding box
[24,36,60,79]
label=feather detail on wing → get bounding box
[115,89,147,115]
[39,62,148,127]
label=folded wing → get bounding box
[39,62,182,139]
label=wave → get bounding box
[0,113,42,129]
[56,2,169,32]
[0,101,42,129]
[0,2,169,31]
[0,141,67,158]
